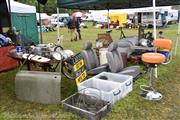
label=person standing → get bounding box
[75,17,82,40]
[15,30,22,45]
[6,27,17,43]
[67,17,77,41]
[158,31,165,39]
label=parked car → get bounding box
[51,17,71,27]
[50,13,70,27]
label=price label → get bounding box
[75,70,87,86]
[73,59,84,72]
[71,53,87,86]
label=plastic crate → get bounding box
[92,72,133,97]
[78,72,133,104]
[78,78,121,105]
[61,93,111,120]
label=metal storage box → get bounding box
[15,71,61,104]
[61,93,111,120]
[78,72,133,104]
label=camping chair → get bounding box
[81,42,108,75]
[106,42,140,78]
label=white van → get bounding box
[50,13,70,27]
[166,10,178,24]
[138,9,178,27]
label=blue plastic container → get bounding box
[16,46,23,53]
[158,51,169,62]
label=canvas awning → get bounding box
[57,0,180,10]
[57,0,180,56]
[6,0,36,13]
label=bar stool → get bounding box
[141,53,165,100]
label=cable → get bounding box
[140,66,163,101]
[75,87,104,112]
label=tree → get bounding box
[16,0,35,5]
[172,5,180,10]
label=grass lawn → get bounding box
[0,23,180,120]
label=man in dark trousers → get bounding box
[67,17,77,41]
[75,17,82,40]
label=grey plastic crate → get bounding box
[15,71,61,104]
[61,93,111,120]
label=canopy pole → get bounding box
[153,0,158,78]
[57,8,60,42]
[0,19,2,34]
[7,0,12,28]
[174,16,180,56]
[38,2,43,44]
[153,0,157,40]
[107,9,110,30]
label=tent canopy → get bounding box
[6,0,36,13]
[89,6,173,15]
[57,0,180,10]
[36,13,51,20]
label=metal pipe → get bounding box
[57,7,60,41]
[153,0,158,78]
[174,16,180,56]
[38,2,43,44]
[153,0,157,40]
[0,19,2,33]
[7,0,12,28]
[107,9,110,30]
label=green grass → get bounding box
[0,23,180,120]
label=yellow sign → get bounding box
[75,70,87,86]
[73,59,84,72]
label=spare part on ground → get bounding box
[15,71,61,104]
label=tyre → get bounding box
[62,61,75,80]
[54,45,64,52]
